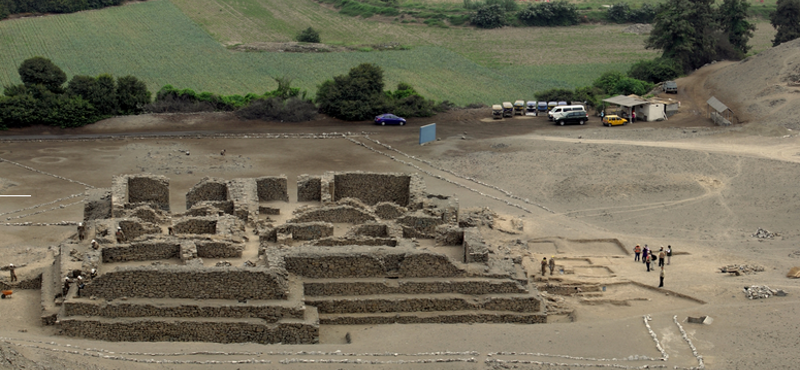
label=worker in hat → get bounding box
[634,244,641,262]
[115,227,126,244]
[8,264,16,282]
[548,256,556,276]
[77,222,86,241]
[62,277,72,297]
[541,257,548,277]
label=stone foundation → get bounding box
[284,247,467,279]
[290,205,377,224]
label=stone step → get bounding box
[60,308,319,344]
[318,310,546,325]
[62,297,306,322]
[306,293,541,314]
[303,277,529,297]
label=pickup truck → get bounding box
[663,81,677,94]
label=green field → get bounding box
[0,0,777,105]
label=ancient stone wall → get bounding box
[84,189,112,221]
[290,205,377,224]
[304,279,527,296]
[321,312,546,325]
[172,217,217,235]
[186,178,228,210]
[118,218,162,241]
[127,175,170,211]
[180,241,197,262]
[296,175,321,202]
[63,300,304,322]
[308,237,397,247]
[374,202,407,220]
[463,228,489,263]
[195,241,243,259]
[102,242,180,263]
[333,172,410,206]
[182,201,234,217]
[347,222,389,238]
[60,317,317,344]
[124,206,169,225]
[110,176,127,218]
[284,248,466,279]
[82,266,288,300]
[289,222,334,241]
[435,225,464,246]
[256,176,289,202]
[307,295,539,314]
[397,212,445,239]
[228,178,258,222]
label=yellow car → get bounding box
[603,115,628,126]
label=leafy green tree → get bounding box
[771,0,800,46]
[90,74,118,116]
[18,56,67,93]
[518,1,579,26]
[717,0,755,55]
[67,75,97,99]
[627,57,682,83]
[646,0,716,72]
[470,4,506,29]
[316,63,388,121]
[116,75,151,114]
[296,27,321,43]
[535,88,575,102]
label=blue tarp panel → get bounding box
[419,123,436,145]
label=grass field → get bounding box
[0,0,778,105]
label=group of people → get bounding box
[634,244,672,288]
[62,268,97,298]
[540,256,557,276]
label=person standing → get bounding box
[658,266,665,287]
[658,248,666,268]
[666,245,672,265]
[541,257,548,277]
[642,245,649,264]
[115,227,126,244]
[645,253,652,272]
[77,222,86,241]
[91,239,99,250]
[634,244,641,262]
[8,264,17,282]
[549,256,556,276]
[632,111,636,123]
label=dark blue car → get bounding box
[374,114,406,126]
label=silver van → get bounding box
[548,105,586,120]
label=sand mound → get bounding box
[788,267,800,279]
[707,38,800,128]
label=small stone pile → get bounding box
[743,285,787,299]
[752,228,777,239]
[719,264,765,275]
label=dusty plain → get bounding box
[2,61,800,369]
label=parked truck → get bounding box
[513,100,526,115]
[502,102,514,118]
[492,104,503,119]
[663,81,677,94]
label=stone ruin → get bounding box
[37,172,545,345]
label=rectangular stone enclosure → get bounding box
[333,173,411,206]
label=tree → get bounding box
[518,1,579,27]
[316,63,387,121]
[296,27,320,43]
[646,0,717,72]
[90,74,118,116]
[627,57,682,83]
[116,75,151,114]
[717,0,755,55]
[18,56,67,93]
[67,75,97,99]
[771,0,800,46]
[470,4,506,29]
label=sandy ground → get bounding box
[2,63,800,369]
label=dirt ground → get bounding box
[2,61,800,369]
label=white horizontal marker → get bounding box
[0,195,32,197]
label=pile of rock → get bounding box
[752,228,777,239]
[719,264,765,275]
[743,285,787,299]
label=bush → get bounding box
[627,57,681,83]
[296,27,321,43]
[535,88,575,102]
[235,97,317,122]
[470,4,506,29]
[18,56,67,93]
[606,2,656,23]
[116,75,151,115]
[518,1,579,26]
[316,63,388,121]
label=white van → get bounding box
[548,105,586,120]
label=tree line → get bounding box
[0,0,134,19]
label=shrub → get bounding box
[606,2,656,23]
[316,63,388,121]
[296,27,321,43]
[518,1,579,27]
[470,4,506,29]
[627,57,681,83]
[235,97,317,122]
[18,56,67,93]
[116,75,152,115]
[535,88,575,102]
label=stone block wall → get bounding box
[180,241,197,262]
[258,206,281,215]
[186,178,228,210]
[284,248,466,279]
[397,212,445,239]
[123,205,169,225]
[63,300,304,322]
[297,175,321,202]
[304,279,528,296]
[347,222,389,238]
[183,201,234,217]
[290,205,377,224]
[256,176,289,202]
[195,241,243,259]
[102,242,180,263]
[321,312,546,325]
[118,218,162,241]
[308,237,397,247]
[60,317,317,344]
[289,222,334,241]
[307,295,539,314]
[172,217,217,235]
[127,175,170,211]
[82,266,288,300]
[332,172,411,206]
[84,189,112,221]
[374,202,407,220]
[435,225,464,246]
[463,228,488,263]
[228,178,258,222]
